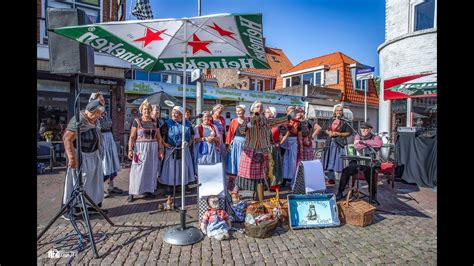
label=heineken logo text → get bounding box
[159,58,256,70]
[77,32,155,69]
[239,16,266,62]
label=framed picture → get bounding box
[287,194,340,229]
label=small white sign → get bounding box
[356,72,374,80]
[191,69,202,83]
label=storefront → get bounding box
[37,73,124,141]
[384,72,437,133]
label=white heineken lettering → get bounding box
[240,17,266,61]
[238,58,255,68]
[247,29,262,39]
[162,61,176,70]
[221,59,229,68]
[91,38,108,49]
[137,58,155,69]
[77,32,99,45]
[239,16,262,32]
[228,61,239,68]
[209,61,222,68]
[197,61,209,68]
[133,57,144,64]
[130,53,143,62]
[159,58,254,70]
[113,48,126,57]
[77,32,154,69]
[120,52,137,61]
[100,42,123,53]
[186,59,199,69]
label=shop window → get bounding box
[284,78,291,88]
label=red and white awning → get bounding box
[383,73,437,100]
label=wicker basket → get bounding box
[246,201,267,217]
[244,219,278,238]
[337,191,376,227]
[262,199,289,224]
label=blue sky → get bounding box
[127,0,385,75]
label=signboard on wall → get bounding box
[124,79,304,106]
[325,70,339,85]
[356,67,375,80]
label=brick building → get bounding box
[211,47,294,92]
[279,51,379,131]
[37,0,128,147]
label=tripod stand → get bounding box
[37,74,114,259]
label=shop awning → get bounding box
[307,105,353,120]
[384,73,437,100]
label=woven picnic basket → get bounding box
[337,190,376,227]
[244,219,278,238]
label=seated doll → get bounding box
[200,195,231,241]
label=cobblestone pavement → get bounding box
[37,164,437,265]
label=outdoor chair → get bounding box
[37,141,55,173]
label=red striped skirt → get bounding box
[237,148,268,180]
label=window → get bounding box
[250,79,264,91]
[302,73,313,86]
[271,55,280,62]
[47,0,102,23]
[284,78,291,88]
[315,72,322,86]
[414,0,435,31]
[291,76,301,87]
[162,74,173,83]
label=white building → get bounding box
[378,0,437,134]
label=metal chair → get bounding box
[37,141,55,173]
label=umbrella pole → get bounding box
[162,19,203,246]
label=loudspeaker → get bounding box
[46,8,95,74]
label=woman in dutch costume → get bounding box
[210,104,227,167]
[127,100,164,202]
[264,106,283,187]
[62,100,106,214]
[321,104,351,185]
[159,106,196,192]
[194,111,222,165]
[233,101,291,193]
[281,106,301,185]
[225,104,247,176]
[89,92,123,198]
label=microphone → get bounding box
[339,116,350,122]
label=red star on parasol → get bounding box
[133,28,167,47]
[187,34,212,54]
[207,23,236,40]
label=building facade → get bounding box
[279,51,379,132]
[37,0,128,144]
[378,0,437,135]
